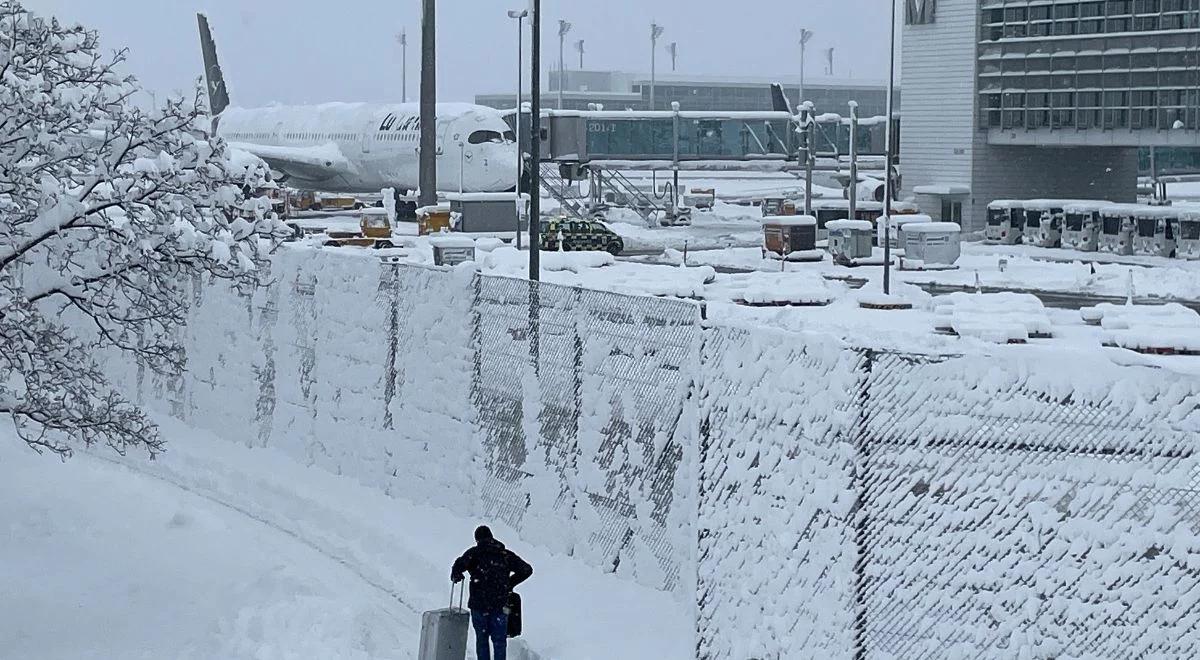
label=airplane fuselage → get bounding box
[217,102,519,194]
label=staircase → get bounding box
[601,168,665,227]
[538,162,587,220]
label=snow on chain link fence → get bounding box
[120,249,702,594]
[110,249,1200,657]
[698,327,1200,659]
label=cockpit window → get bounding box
[468,130,506,144]
[503,130,515,142]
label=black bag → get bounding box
[505,591,522,638]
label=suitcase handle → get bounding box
[449,580,465,610]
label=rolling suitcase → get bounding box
[505,591,522,638]
[418,582,470,660]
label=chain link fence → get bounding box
[471,271,702,592]
[139,251,1200,655]
[698,332,1200,659]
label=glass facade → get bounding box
[583,118,797,160]
[978,0,1200,132]
[636,82,893,117]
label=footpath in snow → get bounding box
[0,418,692,660]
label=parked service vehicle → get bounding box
[1021,199,1073,248]
[1179,211,1200,260]
[1062,202,1104,252]
[289,190,365,212]
[985,200,1023,245]
[539,217,624,255]
[323,208,397,249]
[1099,204,1136,255]
[1132,206,1178,258]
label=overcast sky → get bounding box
[29,0,893,107]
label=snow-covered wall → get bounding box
[696,335,1200,659]
[116,248,701,595]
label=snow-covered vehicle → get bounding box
[1021,199,1071,248]
[1062,202,1104,252]
[985,200,1023,244]
[1178,212,1200,260]
[322,208,396,249]
[1098,204,1136,255]
[290,190,365,212]
[1132,206,1178,258]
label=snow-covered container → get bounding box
[761,215,822,262]
[1131,205,1179,258]
[901,222,961,269]
[417,203,453,236]
[733,274,836,306]
[1098,204,1136,255]
[985,200,1023,244]
[1062,201,1105,252]
[877,214,933,251]
[812,199,885,236]
[825,219,874,262]
[429,235,476,266]
[445,192,526,234]
[1179,211,1200,260]
[1083,302,1200,355]
[932,292,1053,342]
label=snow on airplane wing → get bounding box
[226,141,352,183]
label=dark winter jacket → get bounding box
[451,538,533,612]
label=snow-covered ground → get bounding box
[1,418,692,660]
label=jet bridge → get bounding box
[518,107,895,226]
[540,109,800,165]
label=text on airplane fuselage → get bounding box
[379,113,420,132]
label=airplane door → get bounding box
[437,119,450,156]
[361,129,371,154]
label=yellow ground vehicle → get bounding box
[323,208,396,248]
[288,190,365,212]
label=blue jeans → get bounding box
[471,609,508,660]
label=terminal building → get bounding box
[901,0,1200,230]
[476,69,894,117]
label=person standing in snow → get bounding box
[451,525,533,660]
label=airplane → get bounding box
[197,14,518,195]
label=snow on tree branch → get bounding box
[0,1,288,457]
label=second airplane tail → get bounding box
[197,13,230,116]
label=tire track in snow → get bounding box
[86,451,423,622]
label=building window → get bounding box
[905,0,935,24]
[941,199,963,223]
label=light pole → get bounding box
[848,100,859,222]
[650,22,665,110]
[418,0,436,207]
[558,19,572,110]
[507,8,528,249]
[882,0,898,295]
[401,30,409,103]
[530,0,542,281]
[575,39,585,69]
[798,28,813,106]
[668,42,677,71]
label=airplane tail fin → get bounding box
[197,13,230,116]
[769,83,792,113]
